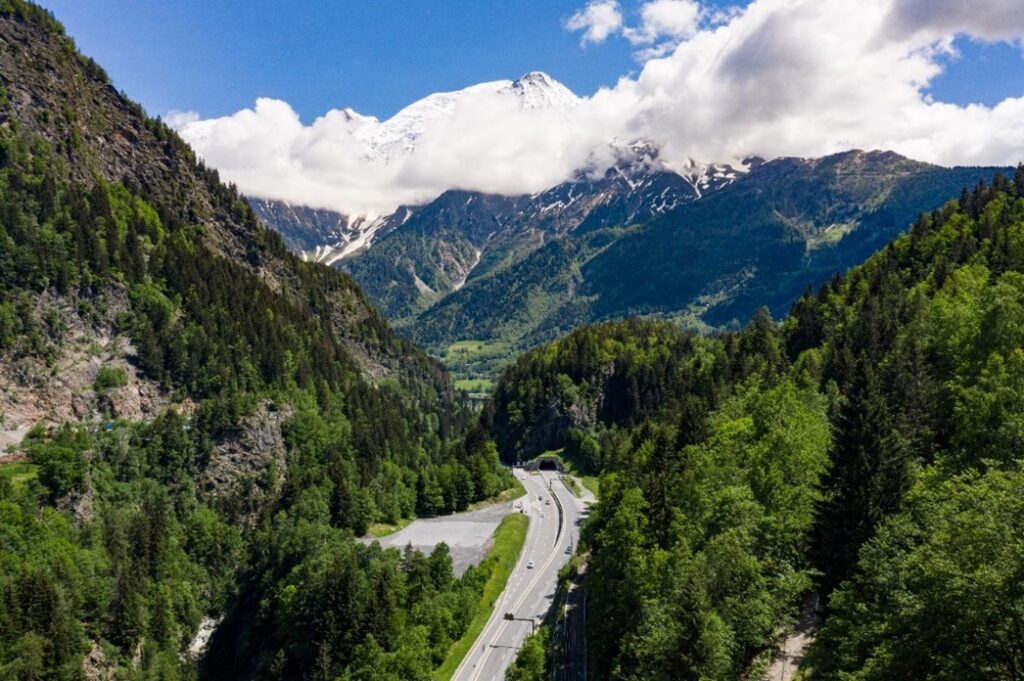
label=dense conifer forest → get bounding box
[0,3,513,678]
[3,2,1024,680]
[488,168,1024,679]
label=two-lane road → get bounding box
[453,468,587,681]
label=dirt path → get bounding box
[765,594,820,681]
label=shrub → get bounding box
[94,365,128,392]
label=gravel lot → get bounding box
[364,499,521,575]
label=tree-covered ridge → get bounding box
[585,380,831,679]
[0,0,441,386]
[0,2,515,678]
[485,314,782,464]
[491,166,1024,679]
[350,148,1008,384]
[809,467,1024,680]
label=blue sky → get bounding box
[42,0,1023,122]
[929,38,1024,107]
[40,1,1024,217]
[43,0,638,121]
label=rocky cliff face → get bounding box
[0,287,171,450]
[202,401,292,525]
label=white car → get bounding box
[527,560,535,569]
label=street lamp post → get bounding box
[503,612,536,633]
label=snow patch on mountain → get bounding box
[670,157,752,199]
[317,207,421,265]
[354,71,580,164]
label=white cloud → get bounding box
[164,109,199,128]
[564,0,624,45]
[608,0,1024,167]
[624,0,702,45]
[174,0,1024,217]
[885,0,1024,42]
[175,84,598,216]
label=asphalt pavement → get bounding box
[365,498,514,575]
[452,468,589,681]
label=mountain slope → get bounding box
[334,145,742,323]
[251,144,1006,381]
[340,191,527,317]
[248,198,417,265]
[583,150,1005,325]
[0,0,444,385]
[0,5,513,680]
[487,167,1024,680]
[247,198,359,254]
[407,150,1008,354]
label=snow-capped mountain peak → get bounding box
[499,71,580,110]
[353,72,579,162]
[339,106,377,124]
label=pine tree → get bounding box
[812,357,910,591]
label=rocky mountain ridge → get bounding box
[0,3,458,440]
[253,143,1008,383]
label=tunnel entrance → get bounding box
[526,456,564,472]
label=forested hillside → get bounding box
[0,3,512,679]
[489,167,1024,679]
[353,150,1006,379]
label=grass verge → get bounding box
[562,475,582,497]
[579,475,600,497]
[365,516,414,538]
[433,513,530,680]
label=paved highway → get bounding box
[452,467,589,681]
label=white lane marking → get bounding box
[467,475,576,681]
[453,470,546,681]
[461,471,553,680]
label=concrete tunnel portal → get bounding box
[525,456,564,472]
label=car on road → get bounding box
[527,560,535,569]
[538,495,543,501]
[545,499,551,505]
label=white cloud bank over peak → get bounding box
[174,0,1024,217]
[177,73,590,216]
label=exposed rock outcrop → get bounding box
[0,288,171,452]
[201,401,292,525]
